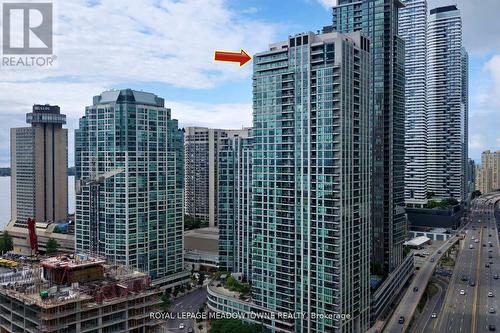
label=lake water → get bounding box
[0,176,75,230]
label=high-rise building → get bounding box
[466,158,476,197]
[426,5,468,202]
[476,151,500,194]
[399,0,428,206]
[75,89,185,283]
[10,104,68,225]
[330,0,406,273]
[217,128,253,280]
[184,127,247,227]
[251,30,371,333]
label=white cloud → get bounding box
[0,0,281,166]
[168,101,252,129]
[1,0,279,88]
[316,0,337,9]
[469,134,485,150]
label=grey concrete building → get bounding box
[10,104,68,226]
[184,127,248,227]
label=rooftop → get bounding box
[404,236,431,247]
[0,254,157,309]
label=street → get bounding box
[164,286,208,332]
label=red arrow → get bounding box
[214,49,252,67]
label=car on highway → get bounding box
[430,258,435,262]
[398,316,405,324]
[489,307,496,314]
[489,324,496,331]
[179,323,185,329]
[494,274,499,280]
[413,287,419,292]
[461,275,468,281]
[437,250,442,254]
[489,291,494,297]
[475,239,479,243]
[469,280,475,287]
[188,328,193,333]
[431,313,437,318]
[486,263,490,268]
[469,244,474,249]
[489,254,493,258]
[460,289,466,295]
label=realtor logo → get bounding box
[2,2,53,54]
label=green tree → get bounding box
[45,238,59,255]
[209,319,263,333]
[198,272,206,285]
[426,192,436,199]
[0,232,13,254]
[160,292,171,311]
[184,215,209,230]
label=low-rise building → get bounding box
[4,220,74,255]
[0,254,162,332]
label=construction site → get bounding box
[0,254,162,333]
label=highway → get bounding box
[475,195,500,332]
[435,194,500,333]
[384,234,460,333]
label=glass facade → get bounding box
[252,31,371,333]
[75,89,184,281]
[218,129,253,280]
[427,6,468,202]
[331,0,406,274]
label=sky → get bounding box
[0,0,499,167]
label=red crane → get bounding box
[27,217,38,254]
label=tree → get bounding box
[184,215,209,230]
[45,238,59,255]
[209,319,263,333]
[426,192,436,199]
[0,232,13,254]
[160,292,171,311]
[198,272,206,285]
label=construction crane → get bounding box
[27,217,38,255]
[76,167,124,256]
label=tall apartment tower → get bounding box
[399,0,428,206]
[427,5,468,202]
[252,31,371,333]
[217,128,253,280]
[330,0,406,273]
[476,151,500,194]
[11,104,68,225]
[184,127,248,227]
[75,89,185,282]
